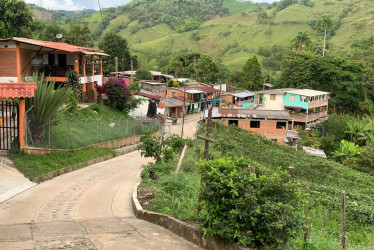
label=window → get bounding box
[289,95,295,101]
[271,139,277,142]
[228,120,238,126]
[276,122,287,129]
[270,94,276,100]
[172,92,176,97]
[250,121,260,128]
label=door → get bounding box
[57,54,67,76]
[0,100,19,151]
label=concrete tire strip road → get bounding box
[0,151,202,249]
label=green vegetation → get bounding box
[135,68,153,80]
[140,123,374,248]
[25,73,73,145]
[11,147,114,180]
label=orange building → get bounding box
[0,37,108,102]
[205,108,291,144]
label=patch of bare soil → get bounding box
[137,186,154,208]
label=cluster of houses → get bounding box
[0,37,329,150]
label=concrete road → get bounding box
[166,113,201,139]
[0,151,201,249]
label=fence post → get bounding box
[96,115,103,144]
[24,105,34,148]
[341,191,346,250]
[48,119,51,148]
[118,115,124,140]
[109,116,116,140]
[83,116,90,146]
[125,118,129,137]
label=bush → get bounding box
[66,92,79,113]
[96,78,141,113]
[135,68,153,80]
[198,157,307,248]
[65,70,82,101]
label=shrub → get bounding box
[66,92,79,113]
[65,70,82,101]
[135,68,153,80]
[198,157,307,248]
[96,78,141,113]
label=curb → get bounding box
[32,144,139,183]
[132,182,251,250]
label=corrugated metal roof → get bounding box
[287,130,300,139]
[185,89,204,94]
[196,86,220,94]
[135,90,161,100]
[162,98,188,107]
[232,92,255,98]
[1,37,108,56]
[204,108,291,120]
[256,88,296,95]
[286,89,330,97]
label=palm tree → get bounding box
[315,14,334,57]
[24,73,73,145]
[291,31,313,51]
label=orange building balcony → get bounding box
[291,111,328,122]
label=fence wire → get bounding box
[25,112,160,149]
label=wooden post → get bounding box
[204,107,213,160]
[99,55,103,77]
[16,43,22,82]
[74,54,79,74]
[341,191,346,250]
[91,55,95,76]
[324,207,328,232]
[82,54,86,77]
[288,166,295,183]
[174,144,188,179]
[115,57,118,79]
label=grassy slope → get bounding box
[141,123,374,248]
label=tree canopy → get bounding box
[278,51,373,115]
[168,52,219,83]
[241,55,263,90]
[291,31,313,51]
[98,32,132,74]
[0,0,34,38]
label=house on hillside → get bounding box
[130,90,162,118]
[244,88,329,129]
[204,108,291,144]
[0,37,107,102]
[141,81,167,95]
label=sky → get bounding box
[24,0,276,11]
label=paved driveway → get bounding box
[0,151,201,249]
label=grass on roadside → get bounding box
[11,147,115,180]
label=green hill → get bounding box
[31,0,374,71]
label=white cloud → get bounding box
[24,0,85,11]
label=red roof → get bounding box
[0,82,37,98]
[0,37,108,56]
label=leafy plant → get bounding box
[333,140,363,168]
[25,72,73,145]
[65,70,82,101]
[138,131,172,163]
[198,157,307,248]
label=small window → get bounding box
[172,92,176,97]
[270,94,276,100]
[271,139,277,142]
[276,122,287,129]
[289,95,295,101]
[228,120,238,126]
[250,121,260,128]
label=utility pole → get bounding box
[181,83,186,138]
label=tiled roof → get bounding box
[1,37,108,56]
[0,83,37,98]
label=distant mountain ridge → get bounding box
[29,0,374,71]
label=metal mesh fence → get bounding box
[25,112,160,149]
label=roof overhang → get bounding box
[0,83,37,98]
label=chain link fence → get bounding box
[25,112,160,149]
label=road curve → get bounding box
[0,151,201,249]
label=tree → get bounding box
[315,14,334,57]
[241,55,263,90]
[38,20,66,42]
[135,68,153,80]
[168,59,183,78]
[291,31,313,51]
[98,32,131,74]
[0,0,33,38]
[65,23,93,47]
[168,52,219,83]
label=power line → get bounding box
[97,0,107,35]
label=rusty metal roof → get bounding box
[204,108,291,120]
[135,90,161,100]
[161,98,188,108]
[1,37,108,56]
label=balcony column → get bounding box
[82,54,86,77]
[74,54,79,74]
[16,43,22,82]
[99,56,103,77]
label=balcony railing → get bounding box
[291,111,328,122]
[308,99,328,108]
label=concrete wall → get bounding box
[256,94,284,110]
[220,119,287,144]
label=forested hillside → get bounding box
[29,0,374,72]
